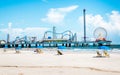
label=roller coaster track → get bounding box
[42,30,75,41]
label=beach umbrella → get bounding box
[15,46,22,50]
[57,46,65,55]
[15,46,22,54]
[3,45,8,52]
[99,46,110,50]
[58,46,66,49]
[4,45,8,49]
[58,46,66,52]
[37,46,43,49]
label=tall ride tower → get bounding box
[7,34,10,43]
[53,26,56,39]
[83,9,86,42]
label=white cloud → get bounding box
[41,5,79,24]
[109,11,120,30]
[0,27,49,41]
[78,11,120,44]
[8,22,12,28]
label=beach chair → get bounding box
[16,50,20,54]
[103,50,109,57]
[3,49,7,52]
[35,49,43,54]
[57,50,63,55]
[96,51,102,57]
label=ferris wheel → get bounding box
[93,27,107,40]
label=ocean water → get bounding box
[1,47,120,54]
[56,48,120,54]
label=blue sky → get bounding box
[0,0,120,44]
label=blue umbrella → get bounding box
[58,46,66,49]
[4,46,8,49]
[58,46,66,52]
[99,46,110,50]
[4,45,8,48]
[15,46,22,50]
[37,46,43,49]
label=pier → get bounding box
[0,40,113,48]
[0,9,120,49]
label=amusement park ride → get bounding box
[42,26,77,42]
[13,36,37,44]
[1,9,120,48]
[94,27,107,42]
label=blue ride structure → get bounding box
[42,26,77,43]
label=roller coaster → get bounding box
[12,36,37,44]
[42,26,77,42]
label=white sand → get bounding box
[0,48,120,75]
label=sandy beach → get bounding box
[0,48,120,75]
